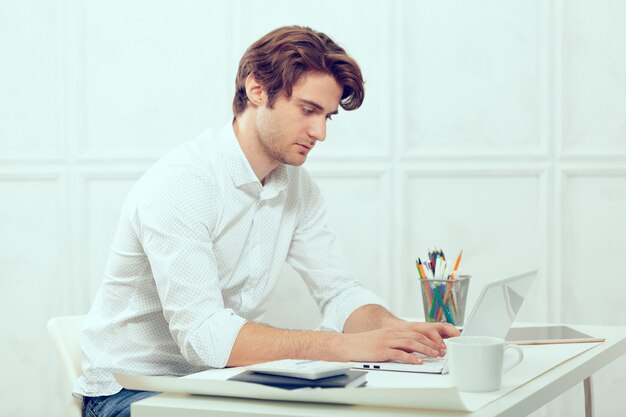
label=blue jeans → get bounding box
[83,389,159,417]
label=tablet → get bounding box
[505,325,605,345]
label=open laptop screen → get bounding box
[461,270,537,338]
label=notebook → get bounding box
[351,270,537,374]
[229,369,368,389]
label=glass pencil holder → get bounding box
[420,275,470,327]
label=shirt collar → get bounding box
[219,122,259,189]
[218,122,289,200]
[260,163,288,200]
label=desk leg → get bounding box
[584,376,594,417]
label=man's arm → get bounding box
[342,304,403,333]
[226,322,343,366]
[226,309,460,367]
[343,303,460,353]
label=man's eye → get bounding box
[326,115,333,121]
[303,107,314,115]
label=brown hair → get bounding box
[232,26,364,116]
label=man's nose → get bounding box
[308,117,327,142]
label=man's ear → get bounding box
[245,73,265,107]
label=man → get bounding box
[76,26,459,417]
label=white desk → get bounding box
[131,325,626,417]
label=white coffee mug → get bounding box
[446,336,524,392]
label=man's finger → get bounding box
[388,349,423,365]
[391,330,441,352]
[389,338,441,357]
[434,322,461,337]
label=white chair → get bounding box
[47,315,86,417]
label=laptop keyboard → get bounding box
[414,356,447,372]
[382,355,448,373]
[350,354,449,374]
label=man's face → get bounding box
[255,72,342,167]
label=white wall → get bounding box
[1,1,625,416]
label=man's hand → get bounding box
[227,305,460,367]
[341,321,460,364]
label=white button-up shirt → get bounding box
[75,123,385,397]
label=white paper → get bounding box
[114,342,598,412]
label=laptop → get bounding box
[351,269,537,374]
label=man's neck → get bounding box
[232,114,278,184]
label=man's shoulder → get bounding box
[124,129,224,204]
[284,164,317,188]
[143,128,222,181]
[282,165,322,212]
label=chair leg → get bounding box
[584,376,594,417]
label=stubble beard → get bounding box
[257,126,306,167]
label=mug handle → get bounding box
[503,345,524,373]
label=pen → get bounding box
[452,250,463,280]
[415,260,424,279]
[443,250,462,317]
[417,259,434,318]
[424,261,434,280]
[431,283,454,324]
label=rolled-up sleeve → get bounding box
[286,175,387,332]
[135,165,246,368]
